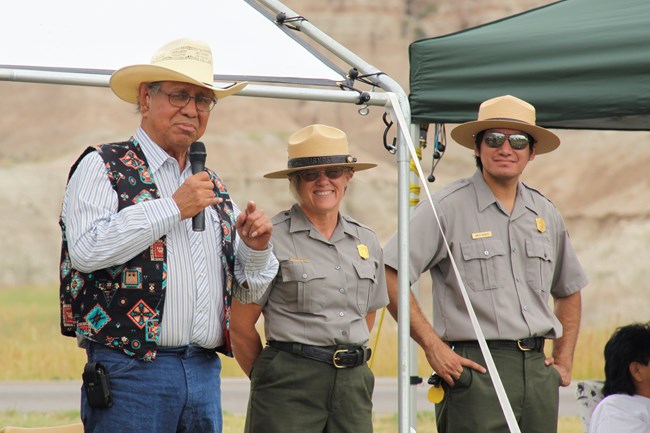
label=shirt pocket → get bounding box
[276,260,326,313]
[460,239,506,291]
[352,259,378,314]
[525,237,554,294]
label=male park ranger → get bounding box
[383,95,588,433]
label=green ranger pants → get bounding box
[435,343,563,433]
[245,346,375,433]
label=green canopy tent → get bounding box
[409,0,650,130]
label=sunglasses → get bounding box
[483,132,532,151]
[293,167,350,182]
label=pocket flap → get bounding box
[460,239,505,261]
[280,260,326,282]
[353,259,378,282]
[525,238,553,262]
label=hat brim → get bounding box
[109,64,247,103]
[450,120,560,154]
[264,162,377,179]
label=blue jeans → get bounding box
[82,343,222,433]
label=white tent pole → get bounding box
[255,2,413,432]
[0,68,391,106]
[409,122,423,429]
[394,97,414,433]
[240,84,389,105]
[0,69,110,87]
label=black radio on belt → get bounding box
[83,362,113,408]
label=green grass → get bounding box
[0,410,584,432]
[0,285,612,381]
[0,410,81,428]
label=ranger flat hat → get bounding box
[450,95,560,154]
[264,124,376,179]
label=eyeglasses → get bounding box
[156,89,217,112]
[292,167,350,182]
[483,132,532,150]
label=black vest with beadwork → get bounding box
[59,139,237,361]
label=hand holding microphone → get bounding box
[172,142,221,230]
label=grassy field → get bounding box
[0,410,585,432]
[0,285,614,381]
[1,285,610,432]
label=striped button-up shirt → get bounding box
[61,128,278,349]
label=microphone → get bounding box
[189,141,207,232]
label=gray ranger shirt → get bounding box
[257,204,389,346]
[384,170,588,341]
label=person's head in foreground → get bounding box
[264,124,376,218]
[110,38,246,156]
[451,95,560,182]
[602,322,650,397]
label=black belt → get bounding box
[450,337,545,352]
[268,341,371,368]
[156,345,217,356]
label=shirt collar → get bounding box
[288,204,357,242]
[472,170,498,212]
[518,182,541,216]
[288,204,312,233]
[134,128,177,175]
[471,169,539,216]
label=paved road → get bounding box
[1,378,578,416]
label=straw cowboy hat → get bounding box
[264,124,377,179]
[110,38,247,103]
[450,95,560,154]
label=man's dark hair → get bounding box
[602,322,650,396]
[474,131,485,170]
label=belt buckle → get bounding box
[516,339,532,351]
[332,349,350,368]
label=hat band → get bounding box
[288,155,355,169]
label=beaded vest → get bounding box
[59,140,237,361]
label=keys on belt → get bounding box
[268,341,372,368]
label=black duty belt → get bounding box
[156,345,217,356]
[268,341,371,368]
[450,337,545,352]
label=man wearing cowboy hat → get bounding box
[59,38,278,433]
[383,95,588,433]
[229,124,388,433]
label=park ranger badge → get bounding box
[357,244,369,259]
[535,217,546,233]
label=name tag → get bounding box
[471,231,492,240]
[288,257,310,262]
